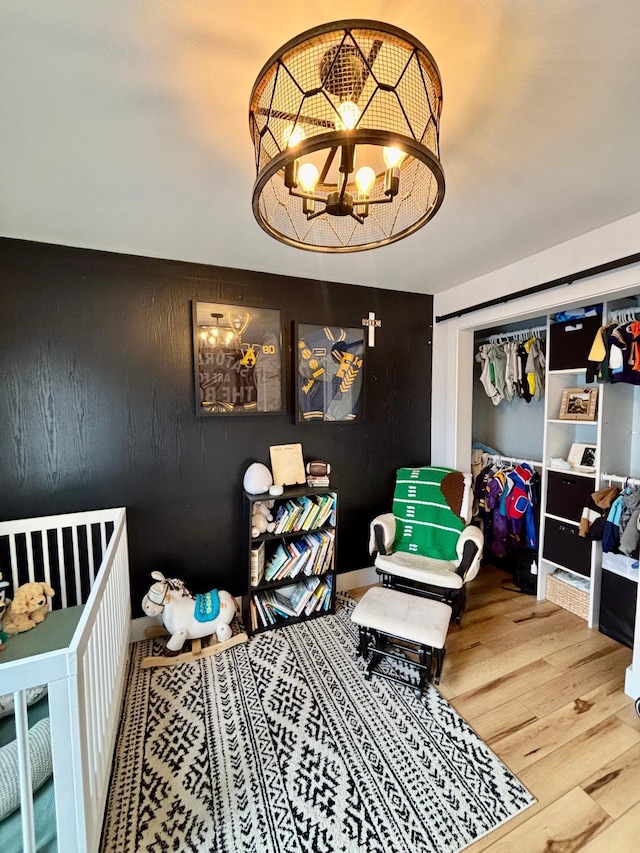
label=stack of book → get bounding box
[263,529,334,582]
[271,493,335,535]
[250,541,265,587]
[306,474,330,488]
[250,575,333,630]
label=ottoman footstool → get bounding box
[351,586,452,697]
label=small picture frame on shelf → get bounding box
[558,386,598,421]
[567,443,597,472]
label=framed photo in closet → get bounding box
[567,443,597,472]
[559,387,598,421]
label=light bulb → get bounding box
[298,163,319,193]
[355,166,376,196]
[383,146,406,169]
[336,100,360,131]
[284,122,305,148]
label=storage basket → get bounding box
[546,571,590,620]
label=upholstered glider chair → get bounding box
[370,467,484,623]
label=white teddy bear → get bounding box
[252,500,276,538]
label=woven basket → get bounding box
[546,572,590,620]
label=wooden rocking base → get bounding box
[141,626,249,669]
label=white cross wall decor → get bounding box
[362,312,382,346]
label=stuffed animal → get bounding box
[141,572,237,655]
[252,500,276,538]
[2,581,55,635]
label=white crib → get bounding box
[0,507,130,853]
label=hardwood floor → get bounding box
[349,563,639,852]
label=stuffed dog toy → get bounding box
[3,581,55,635]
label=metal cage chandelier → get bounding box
[249,20,444,253]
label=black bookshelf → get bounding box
[242,486,337,636]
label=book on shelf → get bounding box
[250,541,265,587]
[304,496,325,529]
[285,502,304,533]
[264,589,296,619]
[264,543,288,582]
[308,529,334,575]
[271,587,298,617]
[273,501,295,534]
[304,578,326,614]
[294,576,321,615]
[313,494,335,529]
[252,593,267,627]
[293,496,315,531]
[271,503,285,532]
[273,577,320,617]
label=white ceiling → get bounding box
[2,1,640,295]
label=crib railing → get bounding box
[0,507,130,853]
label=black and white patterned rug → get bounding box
[101,595,534,853]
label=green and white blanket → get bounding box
[393,467,470,561]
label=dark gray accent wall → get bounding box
[0,238,432,613]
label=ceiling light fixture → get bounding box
[249,20,444,252]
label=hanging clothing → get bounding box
[475,336,545,404]
[579,486,620,539]
[588,319,640,385]
[472,459,539,558]
[602,497,624,553]
[476,345,502,406]
[503,342,520,401]
[524,337,546,400]
[609,322,640,385]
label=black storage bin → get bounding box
[549,314,602,371]
[546,471,595,524]
[599,570,637,649]
[543,517,592,576]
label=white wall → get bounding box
[432,211,640,469]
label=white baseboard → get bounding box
[625,664,640,701]
[129,614,163,643]
[337,566,378,592]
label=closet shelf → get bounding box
[546,418,597,425]
[543,557,591,583]
[545,512,580,525]
[547,368,588,376]
[546,466,596,478]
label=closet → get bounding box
[472,297,640,696]
[472,319,546,572]
[472,319,547,464]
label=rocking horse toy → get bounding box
[141,571,248,668]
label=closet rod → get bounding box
[487,454,543,469]
[601,472,640,488]
[435,251,640,324]
[608,306,640,321]
[486,325,546,343]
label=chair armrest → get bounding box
[369,513,396,556]
[455,525,484,581]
